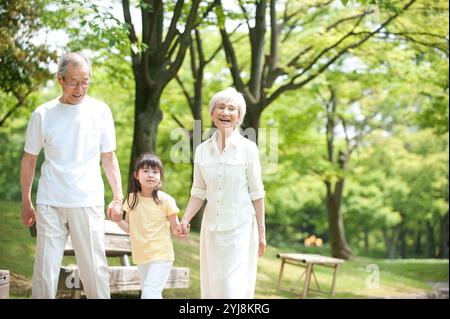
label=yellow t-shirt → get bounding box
[123,191,180,265]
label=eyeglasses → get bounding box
[62,77,92,89]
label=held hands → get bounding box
[176,220,190,240]
[172,223,187,239]
[107,198,123,222]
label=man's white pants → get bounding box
[137,261,172,299]
[32,205,110,299]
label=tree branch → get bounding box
[160,0,184,60]
[121,0,139,65]
[0,89,33,126]
[326,12,367,32]
[219,26,256,104]
[166,0,201,81]
[286,46,313,68]
[170,113,188,130]
[174,75,194,113]
[238,0,251,32]
[248,0,267,101]
[326,86,336,163]
[266,0,418,107]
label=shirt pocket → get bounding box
[225,158,247,183]
[199,162,220,184]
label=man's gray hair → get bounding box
[57,52,92,77]
[209,87,247,127]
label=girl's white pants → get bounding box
[137,260,173,299]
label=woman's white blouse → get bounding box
[191,129,265,231]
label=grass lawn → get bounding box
[1,200,448,299]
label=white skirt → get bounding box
[200,215,259,299]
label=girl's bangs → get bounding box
[138,158,162,171]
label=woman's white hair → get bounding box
[209,87,246,127]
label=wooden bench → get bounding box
[276,253,344,298]
[0,270,10,299]
[31,220,189,298]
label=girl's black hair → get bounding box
[125,153,164,210]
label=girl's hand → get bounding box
[180,220,190,237]
[176,223,189,239]
[107,199,123,222]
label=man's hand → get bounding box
[20,152,38,228]
[21,201,36,227]
[107,199,123,222]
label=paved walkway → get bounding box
[379,282,449,299]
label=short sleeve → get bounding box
[100,105,116,153]
[165,196,180,216]
[246,142,265,200]
[190,145,207,200]
[24,111,44,155]
[122,194,135,213]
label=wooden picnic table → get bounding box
[63,220,133,266]
[276,253,344,298]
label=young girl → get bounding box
[114,153,184,299]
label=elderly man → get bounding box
[20,52,123,299]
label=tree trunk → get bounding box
[122,0,201,180]
[414,226,422,256]
[399,223,407,259]
[242,103,262,144]
[383,228,397,259]
[364,226,369,251]
[440,211,449,258]
[426,221,436,258]
[128,83,163,181]
[326,180,352,259]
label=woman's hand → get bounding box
[175,223,189,239]
[258,231,266,257]
[180,219,191,238]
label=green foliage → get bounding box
[344,128,449,257]
[0,0,55,90]
[54,0,130,54]
[0,0,61,125]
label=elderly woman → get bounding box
[181,87,266,299]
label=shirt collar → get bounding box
[211,128,242,148]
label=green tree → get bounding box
[0,0,59,126]
[348,128,449,258]
[215,0,417,142]
[120,0,213,177]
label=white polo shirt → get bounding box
[24,96,116,207]
[191,129,265,231]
